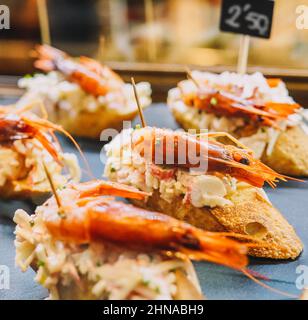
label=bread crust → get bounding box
[131,187,303,259]
[171,105,308,177]
[261,126,308,176]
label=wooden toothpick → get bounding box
[185,67,201,89]
[42,161,64,214]
[237,35,250,75]
[36,0,51,45]
[144,0,157,61]
[98,35,105,62]
[131,77,147,128]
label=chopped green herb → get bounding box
[58,210,67,219]
[155,287,160,294]
[141,279,150,287]
[110,167,116,173]
[37,260,45,268]
[170,267,180,272]
[29,220,35,227]
[24,74,32,79]
[210,97,218,106]
[96,261,102,267]
[261,127,266,133]
[155,138,161,146]
[135,124,141,130]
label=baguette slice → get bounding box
[0,181,51,200]
[262,125,308,176]
[17,92,145,139]
[131,186,303,260]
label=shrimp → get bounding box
[41,180,249,271]
[78,56,123,84]
[34,45,124,97]
[0,115,62,164]
[0,105,90,173]
[131,127,289,188]
[180,78,300,128]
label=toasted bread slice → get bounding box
[48,105,141,139]
[262,126,308,176]
[0,179,52,200]
[131,186,303,259]
[171,105,308,177]
[17,93,143,139]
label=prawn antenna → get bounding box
[241,268,298,299]
[16,100,48,119]
[42,160,64,215]
[131,77,147,128]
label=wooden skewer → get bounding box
[185,67,201,89]
[145,0,157,61]
[131,77,147,128]
[98,35,105,62]
[42,161,64,214]
[237,35,250,75]
[36,0,51,45]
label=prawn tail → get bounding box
[185,230,249,270]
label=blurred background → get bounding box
[0,0,308,75]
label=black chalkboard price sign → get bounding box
[219,0,275,39]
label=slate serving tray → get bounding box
[0,103,307,300]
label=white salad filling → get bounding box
[0,139,80,191]
[104,129,268,209]
[14,209,199,300]
[168,71,308,159]
[18,72,152,115]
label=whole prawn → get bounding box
[180,75,300,128]
[131,127,289,188]
[40,180,249,271]
[0,104,89,172]
[34,45,124,97]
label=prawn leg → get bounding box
[194,131,253,152]
[72,180,150,200]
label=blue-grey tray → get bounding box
[1,103,307,300]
